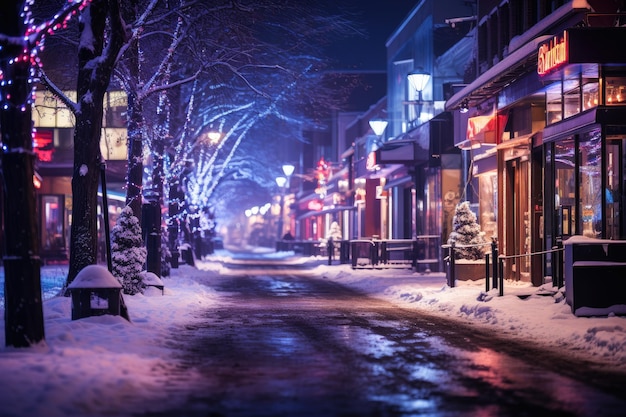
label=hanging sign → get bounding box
[537,31,568,77]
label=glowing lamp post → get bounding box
[276,176,287,240]
[276,164,295,240]
[407,69,431,121]
[369,118,388,138]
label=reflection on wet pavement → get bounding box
[142,272,626,417]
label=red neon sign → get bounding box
[537,31,568,77]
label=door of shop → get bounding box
[605,141,621,239]
[503,157,531,282]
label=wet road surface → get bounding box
[142,267,626,417]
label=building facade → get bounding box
[447,0,626,284]
[33,88,128,263]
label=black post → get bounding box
[381,241,388,265]
[142,199,161,277]
[498,256,504,296]
[327,238,334,265]
[340,240,350,264]
[553,237,563,288]
[448,242,456,287]
[491,238,498,289]
[100,162,112,272]
[485,253,490,292]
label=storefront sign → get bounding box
[537,31,568,77]
[307,200,323,211]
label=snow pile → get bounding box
[316,263,626,365]
[0,265,220,417]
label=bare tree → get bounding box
[40,0,130,286]
[152,1,361,245]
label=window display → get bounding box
[579,129,602,238]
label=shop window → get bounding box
[606,142,620,239]
[563,78,580,119]
[546,83,562,125]
[33,129,54,162]
[104,91,128,128]
[582,81,599,111]
[41,195,65,252]
[33,90,76,128]
[578,130,602,238]
[554,137,575,236]
[478,24,488,70]
[489,13,498,64]
[605,76,626,105]
[100,128,128,161]
[479,173,497,242]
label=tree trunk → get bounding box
[67,0,126,286]
[0,1,45,347]
[126,92,144,219]
[123,0,143,221]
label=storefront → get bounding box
[376,112,460,270]
[539,28,626,251]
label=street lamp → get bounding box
[276,176,288,240]
[282,163,295,177]
[407,69,431,121]
[369,118,388,137]
[278,164,295,239]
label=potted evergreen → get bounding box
[447,201,488,281]
[111,206,147,295]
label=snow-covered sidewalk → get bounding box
[313,262,626,367]
[0,251,624,417]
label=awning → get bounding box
[375,140,428,164]
[543,108,598,143]
[296,206,355,221]
[467,114,508,142]
[471,152,497,176]
[446,35,552,110]
[497,132,537,161]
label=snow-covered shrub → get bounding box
[111,206,147,295]
[447,201,487,260]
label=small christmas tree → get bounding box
[447,201,487,260]
[327,221,342,241]
[111,206,147,295]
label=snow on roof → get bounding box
[67,264,122,289]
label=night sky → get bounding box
[326,1,417,71]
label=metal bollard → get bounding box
[327,239,334,266]
[491,238,498,290]
[485,253,490,292]
[448,242,456,288]
[498,256,504,296]
[552,238,563,289]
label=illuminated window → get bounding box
[605,77,626,106]
[546,83,562,125]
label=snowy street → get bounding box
[140,269,626,416]
[1,251,626,416]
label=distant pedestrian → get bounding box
[282,230,294,240]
